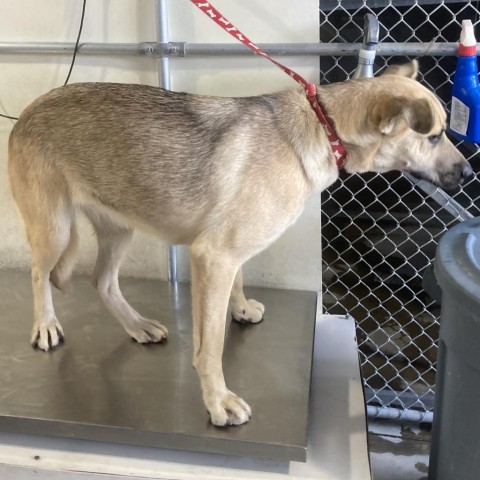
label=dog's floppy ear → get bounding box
[369,94,433,135]
[382,60,419,80]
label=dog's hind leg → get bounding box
[9,150,72,351]
[85,209,168,344]
[27,213,71,351]
[229,268,264,324]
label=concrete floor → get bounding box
[369,420,431,480]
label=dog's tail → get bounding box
[50,221,79,292]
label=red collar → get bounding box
[191,0,347,170]
[305,84,347,169]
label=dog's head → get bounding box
[336,61,473,191]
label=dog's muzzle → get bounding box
[409,162,474,192]
[440,162,475,191]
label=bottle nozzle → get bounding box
[459,19,477,56]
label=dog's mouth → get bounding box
[407,172,461,193]
[408,169,469,193]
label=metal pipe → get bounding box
[155,0,178,284]
[0,41,473,57]
[184,41,464,57]
[0,41,155,55]
[352,14,379,79]
[182,42,359,56]
[367,405,433,423]
[156,1,170,88]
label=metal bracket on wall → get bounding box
[159,42,186,57]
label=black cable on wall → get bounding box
[0,0,87,121]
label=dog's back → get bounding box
[8,83,284,243]
[10,84,228,226]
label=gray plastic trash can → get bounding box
[429,217,480,480]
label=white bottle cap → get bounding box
[461,19,476,47]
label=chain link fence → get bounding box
[320,0,480,419]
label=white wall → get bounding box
[0,0,322,290]
[0,0,162,278]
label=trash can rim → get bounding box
[435,217,480,306]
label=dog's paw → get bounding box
[127,317,168,344]
[31,318,64,351]
[207,390,252,427]
[231,299,265,324]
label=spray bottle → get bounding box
[450,20,480,143]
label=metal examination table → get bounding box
[0,271,370,479]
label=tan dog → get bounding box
[8,61,471,426]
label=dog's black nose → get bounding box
[462,163,474,181]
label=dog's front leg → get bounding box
[190,243,251,426]
[230,268,265,324]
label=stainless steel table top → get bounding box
[0,271,317,462]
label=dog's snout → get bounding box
[433,161,475,191]
[462,163,474,181]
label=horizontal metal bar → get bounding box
[0,41,472,57]
[183,42,361,56]
[0,42,158,56]
[366,386,434,423]
[367,405,433,423]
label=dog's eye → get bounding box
[428,133,442,145]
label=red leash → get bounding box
[190,1,347,168]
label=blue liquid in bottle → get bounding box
[450,20,480,143]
